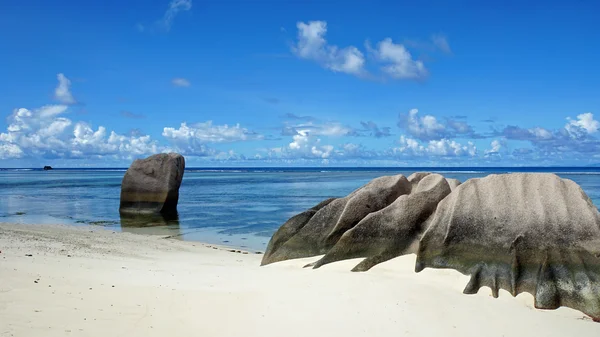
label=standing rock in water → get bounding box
[119,153,185,215]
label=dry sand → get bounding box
[0,222,598,337]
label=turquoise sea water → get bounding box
[1,167,600,251]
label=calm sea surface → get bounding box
[1,167,600,251]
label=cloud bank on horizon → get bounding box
[1,73,598,167]
[1,0,598,167]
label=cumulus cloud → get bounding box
[293,21,366,76]
[0,105,159,160]
[281,115,391,140]
[484,139,503,156]
[565,112,599,135]
[162,121,262,156]
[54,73,76,105]
[368,39,428,80]
[275,137,379,161]
[172,78,191,87]
[70,122,159,158]
[274,117,382,160]
[494,112,600,159]
[398,109,479,141]
[394,135,476,157]
[399,109,445,140]
[0,143,24,159]
[499,113,598,143]
[0,75,160,161]
[287,129,334,159]
[281,122,352,137]
[163,121,262,143]
[277,121,351,159]
[292,21,433,80]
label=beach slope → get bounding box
[0,223,597,336]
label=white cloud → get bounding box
[485,139,502,156]
[0,76,160,160]
[0,143,24,159]
[70,122,159,158]
[0,106,159,159]
[401,109,446,140]
[530,127,553,140]
[162,0,192,31]
[397,109,478,140]
[162,121,262,156]
[566,113,599,135]
[291,21,439,81]
[293,21,366,76]
[369,39,427,80]
[287,129,334,159]
[427,139,476,156]
[282,121,352,137]
[497,112,600,160]
[1,105,70,150]
[163,121,262,143]
[54,73,76,105]
[395,136,476,157]
[38,118,72,138]
[395,135,424,156]
[172,78,191,87]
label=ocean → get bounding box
[1,167,600,251]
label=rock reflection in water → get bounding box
[119,213,181,238]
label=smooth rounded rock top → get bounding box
[119,153,185,215]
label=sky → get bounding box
[1,0,599,167]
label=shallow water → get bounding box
[1,167,599,251]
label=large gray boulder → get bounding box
[261,174,412,265]
[313,173,453,271]
[119,153,185,215]
[416,173,600,321]
[262,172,600,321]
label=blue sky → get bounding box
[1,0,599,167]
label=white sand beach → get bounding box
[1,222,598,337]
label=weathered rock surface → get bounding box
[262,172,600,321]
[261,174,412,265]
[119,153,185,215]
[313,173,453,271]
[416,173,600,321]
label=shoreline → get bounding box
[1,222,598,336]
[0,217,269,252]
